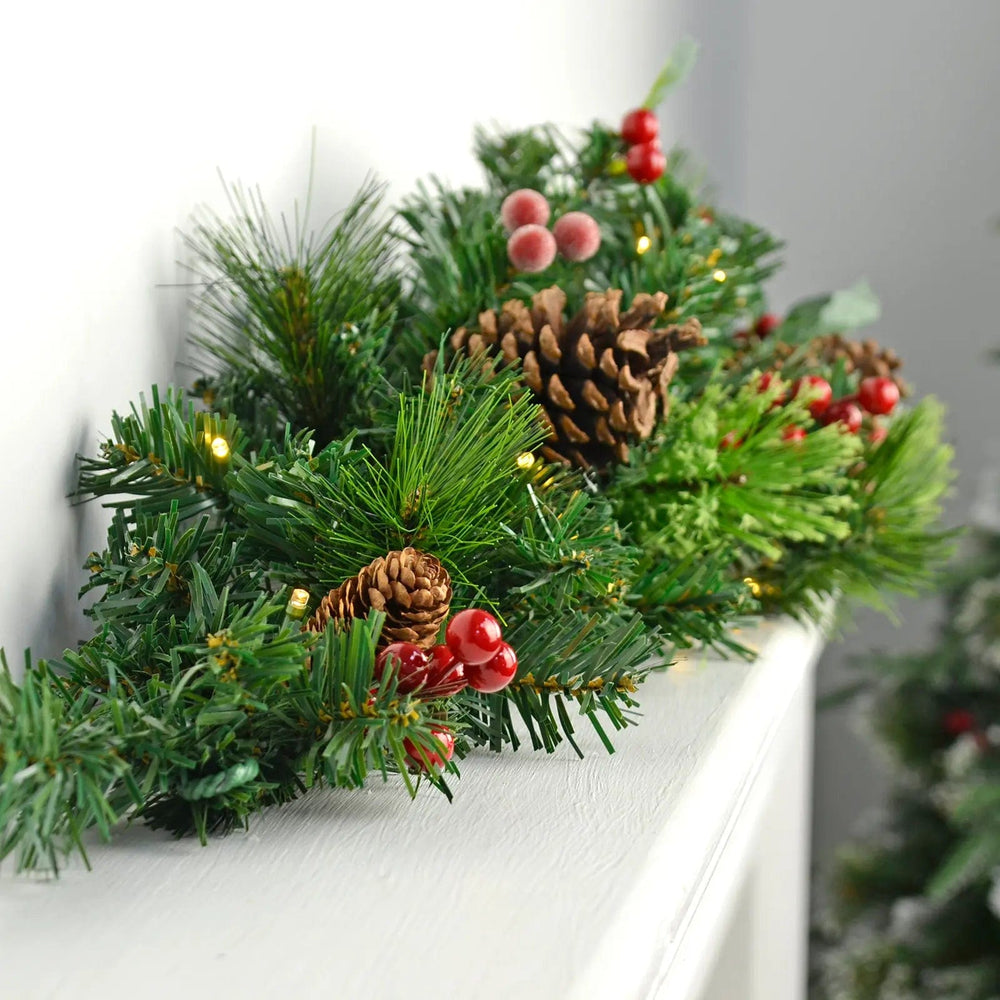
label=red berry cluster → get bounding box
[379,609,517,772]
[375,609,517,701]
[620,107,666,184]
[751,370,900,444]
[501,190,601,273]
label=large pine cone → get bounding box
[427,286,705,469]
[306,548,452,651]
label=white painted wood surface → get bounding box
[0,618,822,1000]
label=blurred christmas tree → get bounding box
[813,463,1000,998]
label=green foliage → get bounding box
[187,176,399,448]
[0,604,457,874]
[77,385,247,525]
[768,399,957,620]
[453,609,659,757]
[229,356,547,592]
[641,38,700,109]
[2,67,961,877]
[614,380,860,565]
[397,124,782,371]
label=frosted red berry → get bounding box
[621,107,659,146]
[507,224,557,273]
[423,644,467,698]
[869,424,888,447]
[782,426,807,443]
[755,313,782,338]
[464,642,518,694]
[719,431,742,450]
[822,399,863,433]
[626,142,667,184]
[446,609,503,666]
[792,376,833,418]
[552,211,602,262]
[858,376,900,416]
[404,726,455,771]
[376,642,429,694]
[500,188,551,233]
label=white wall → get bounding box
[0,0,674,665]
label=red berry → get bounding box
[404,726,455,771]
[423,644,468,698]
[500,189,551,233]
[782,426,807,443]
[621,107,659,146]
[446,609,503,666]
[552,211,602,262]
[792,376,833,418]
[719,431,742,450]
[755,313,782,338]
[626,142,667,184]
[858,376,900,416]
[376,642,429,694]
[943,709,977,737]
[869,424,888,447]
[757,371,780,393]
[822,399,864,433]
[507,224,557,273]
[464,642,518,694]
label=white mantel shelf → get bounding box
[0,618,823,1000]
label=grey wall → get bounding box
[672,0,1000,868]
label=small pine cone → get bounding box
[306,548,452,651]
[821,334,908,394]
[743,334,909,396]
[427,286,705,469]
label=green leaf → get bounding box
[641,38,700,109]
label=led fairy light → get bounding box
[285,588,310,620]
[210,436,230,460]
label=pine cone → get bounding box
[426,286,705,469]
[306,548,452,651]
[751,334,908,395]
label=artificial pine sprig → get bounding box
[76,385,248,526]
[0,601,460,873]
[229,355,547,591]
[612,379,862,568]
[453,609,657,757]
[763,399,956,619]
[187,175,400,449]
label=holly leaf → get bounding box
[642,38,700,110]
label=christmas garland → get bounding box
[0,47,956,874]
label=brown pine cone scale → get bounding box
[429,286,705,469]
[306,548,452,651]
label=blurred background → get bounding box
[2,0,999,909]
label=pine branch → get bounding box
[0,652,137,874]
[612,379,862,567]
[764,399,957,618]
[76,385,252,526]
[187,175,400,448]
[229,356,548,592]
[453,609,660,757]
